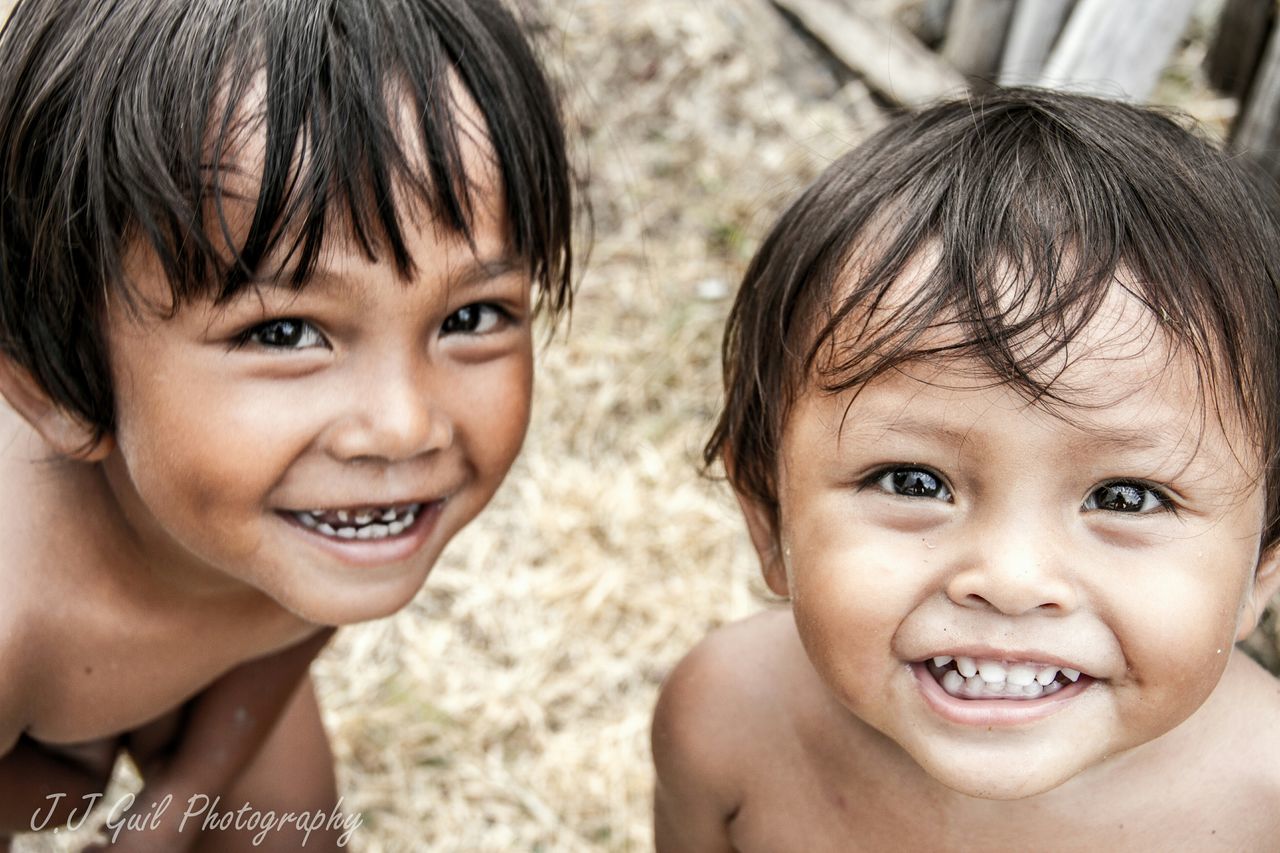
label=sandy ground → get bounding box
[10,0,1277,851]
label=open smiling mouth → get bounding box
[285,502,428,541]
[924,656,1086,700]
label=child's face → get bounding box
[99,114,532,625]
[753,283,1279,799]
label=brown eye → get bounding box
[1084,482,1168,514]
[874,467,952,501]
[244,318,326,349]
[442,303,505,335]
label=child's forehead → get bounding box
[821,248,1166,380]
[207,69,504,226]
[167,70,513,302]
[798,262,1260,471]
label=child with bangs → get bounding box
[0,0,571,849]
[654,89,1280,851]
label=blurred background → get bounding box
[12,0,1280,850]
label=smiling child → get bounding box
[0,0,570,849]
[653,90,1280,851]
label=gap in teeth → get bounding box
[295,503,420,539]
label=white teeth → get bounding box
[367,523,390,538]
[941,670,964,693]
[318,523,336,535]
[382,509,397,522]
[976,661,1007,683]
[354,511,374,525]
[932,656,1085,700]
[297,512,318,528]
[337,510,350,522]
[336,527,357,539]
[355,526,374,540]
[388,520,405,535]
[1006,664,1036,686]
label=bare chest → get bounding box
[724,714,1277,853]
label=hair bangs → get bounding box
[0,0,572,436]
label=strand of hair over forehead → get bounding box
[16,0,568,313]
[712,91,1280,539]
[168,0,568,309]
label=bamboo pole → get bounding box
[1234,16,1280,179]
[1038,0,1197,100]
[942,0,1016,85]
[773,0,966,106]
[998,0,1074,87]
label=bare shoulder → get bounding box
[651,608,802,852]
[0,408,66,752]
[0,599,33,754]
[653,608,801,774]
[1177,648,1280,824]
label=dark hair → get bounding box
[0,0,572,439]
[708,88,1280,546]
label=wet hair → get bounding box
[708,88,1280,546]
[0,0,572,439]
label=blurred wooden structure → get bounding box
[770,0,1280,180]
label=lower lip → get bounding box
[912,662,1091,727]
[277,501,445,568]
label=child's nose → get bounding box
[944,520,1079,616]
[321,364,454,463]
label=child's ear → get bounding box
[0,356,114,461]
[1237,543,1280,642]
[731,487,788,598]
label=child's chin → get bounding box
[272,574,432,626]
[918,755,1082,801]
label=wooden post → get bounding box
[1204,0,1274,103]
[906,0,956,49]
[1037,0,1197,101]
[942,0,1016,86]
[1234,18,1280,180]
[998,0,1075,87]
[773,0,967,106]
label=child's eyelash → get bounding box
[228,318,327,351]
[860,465,953,501]
[1083,480,1180,517]
[442,302,512,335]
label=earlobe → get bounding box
[1237,544,1280,642]
[731,487,788,598]
[0,356,114,461]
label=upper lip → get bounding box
[280,494,450,513]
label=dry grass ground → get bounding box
[10,1,1279,851]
